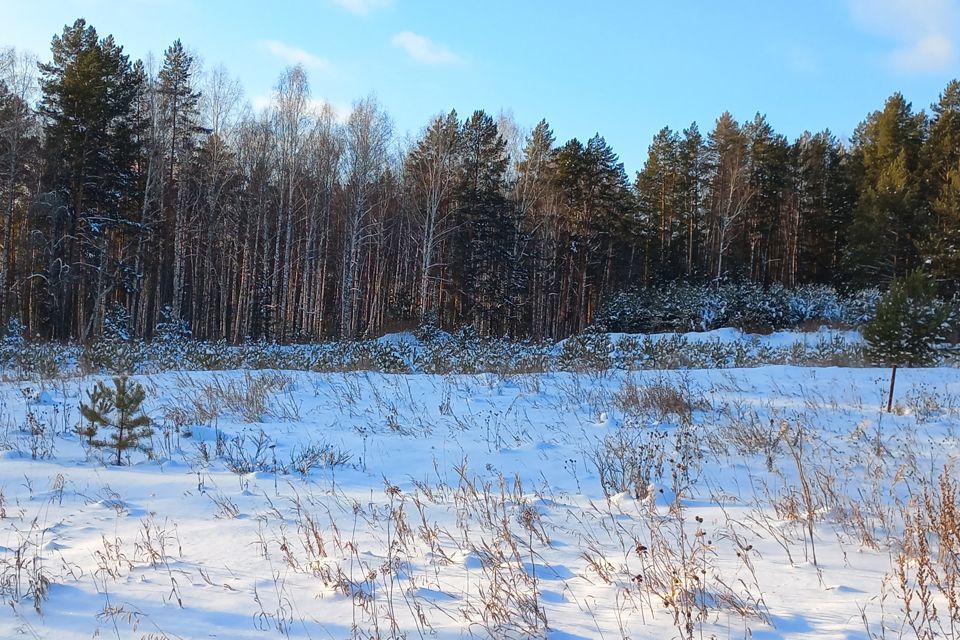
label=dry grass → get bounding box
[612,374,707,423]
[3,366,959,638]
[164,371,298,426]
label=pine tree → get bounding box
[921,80,960,289]
[158,39,202,323]
[89,304,136,374]
[79,376,153,465]
[38,19,142,340]
[742,113,790,282]
[515,119,558,337]
[864,270,954,368]
[552,134,634,331]
[635,127,682,277]
[77,381,111,444]
[452,110,518,334]
[845,93,927,285]
[678,123,707,277]
[792,131,854,285]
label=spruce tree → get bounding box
[79,376,153,465]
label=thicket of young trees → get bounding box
[1,19,959,342]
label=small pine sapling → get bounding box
[77,382,111,444]
[79,376,153,465]
[863,270,956,411]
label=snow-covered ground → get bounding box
[1,356,958,638]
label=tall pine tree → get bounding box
[845,93,927,285]
[922,81,960,290]
[38,19,141,340]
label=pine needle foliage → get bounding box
[76,382,110,443]
[863,270,956,367]
[79,376,153,465]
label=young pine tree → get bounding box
[79,377,153,465]
[864,270,956,410]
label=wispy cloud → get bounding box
[258,40,333,71]
[252,94,351,122]
[848,0,956,73]
[331,0,391,15]
[391,31,461,65]
[890,32,954,73]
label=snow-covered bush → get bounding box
[0,331,78,379]
[151,306,192,370]
[598,281,880,333]
[3,317,25,348]
[784,285,845,325]
[349,341,412,373]
[0,317,31,377]
[0,318,870,379]
[84,305,140,374]
[841,288,882,325]
[558,331,613,371]
[412,327,551,374]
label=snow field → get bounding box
[0,364,958,638]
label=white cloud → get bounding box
[890,32,955,73]
[251,94,273,112]
[331,0,391,15]
[391,31,461,65]
[258,40,333,71]
[848,0,948,37]
[847,0,956,73]
[252,94,351,122]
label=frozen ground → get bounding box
[1,346,958,638]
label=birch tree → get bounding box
[406,110,459,322]
[340,96,391,338]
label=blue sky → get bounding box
[4,0,960,173]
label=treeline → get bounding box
[0,19,958,342]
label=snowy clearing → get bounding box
[1,362,958,639]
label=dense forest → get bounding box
[0,19,958,342]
